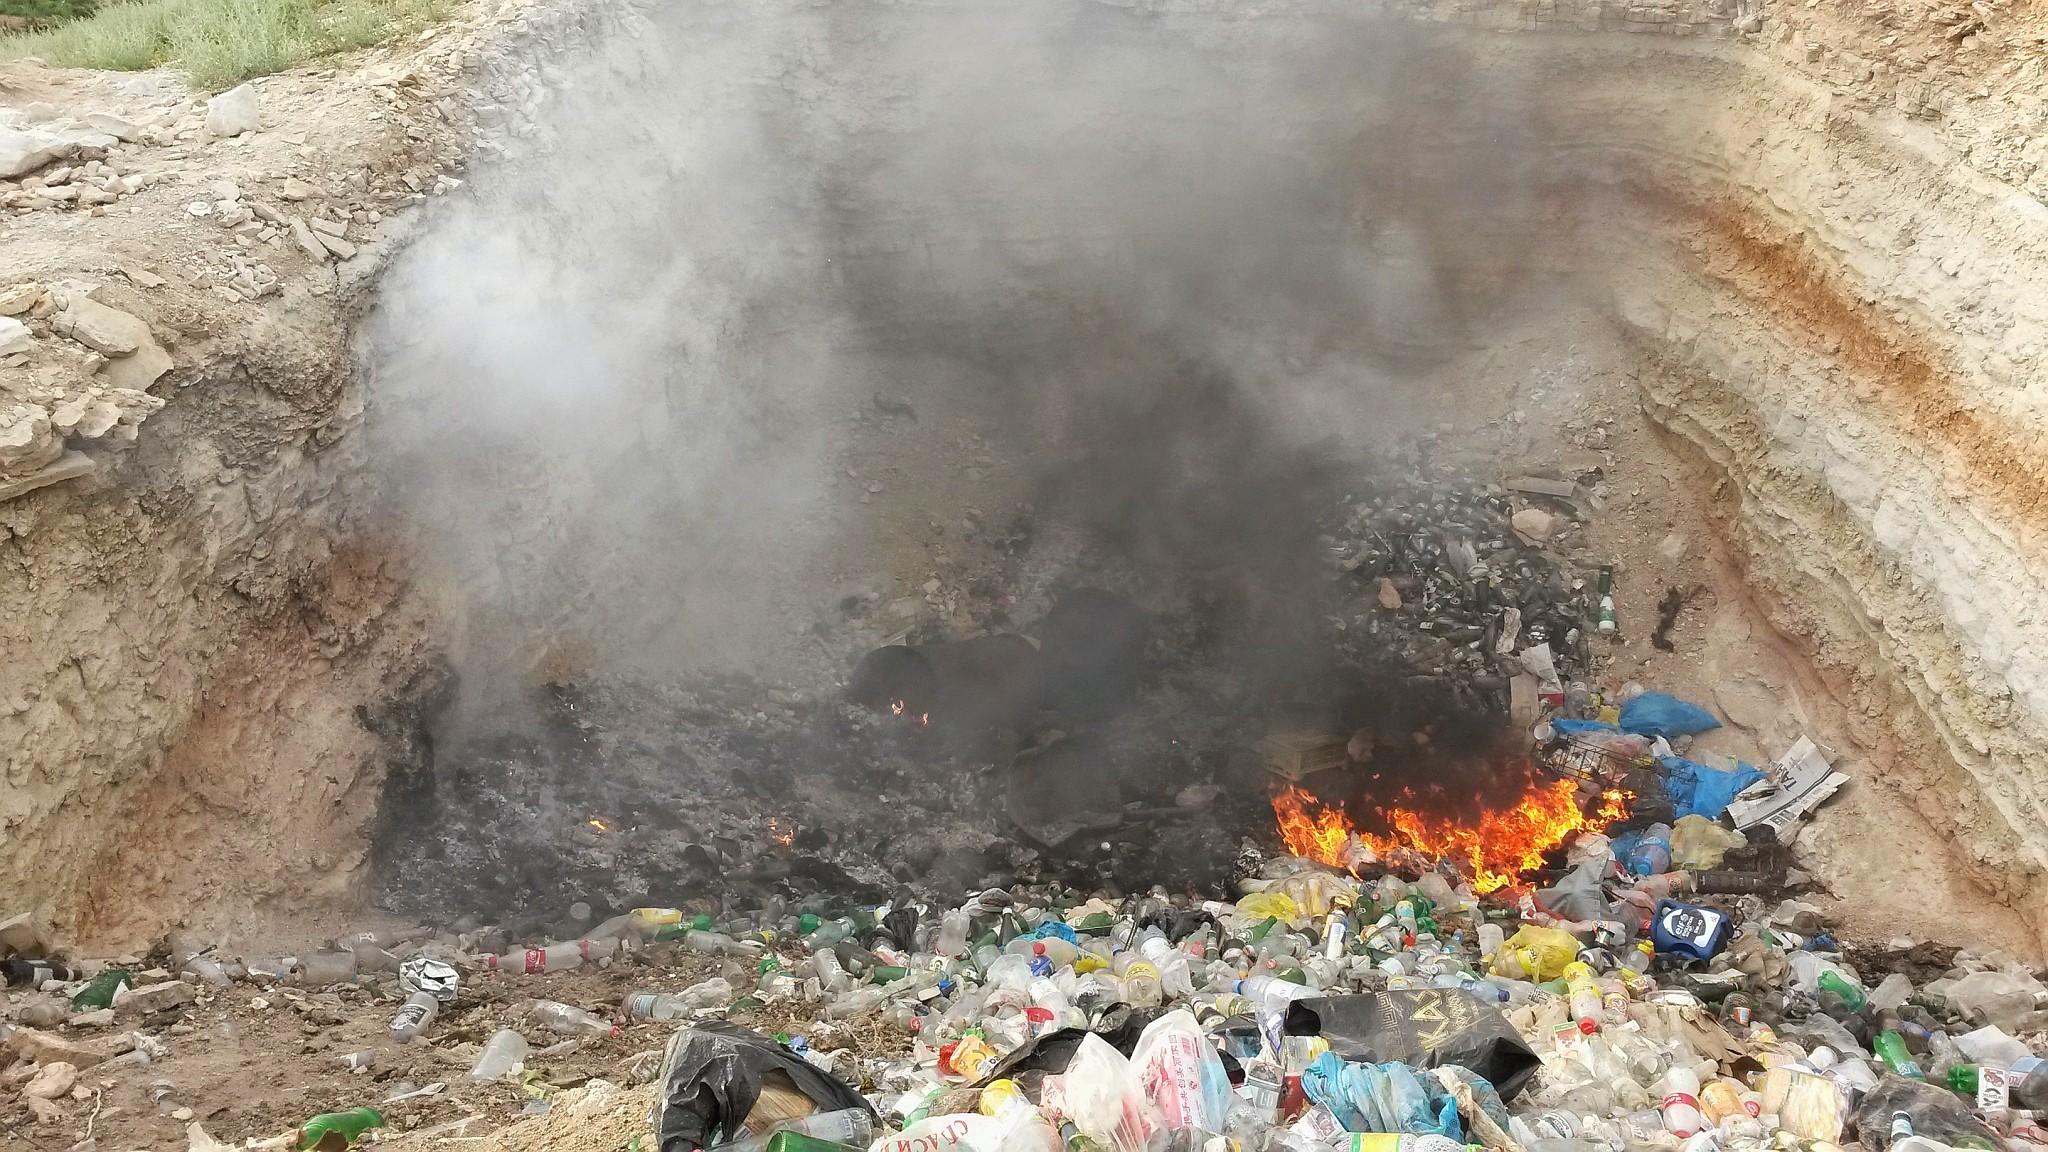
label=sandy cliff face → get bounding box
[6,0,2048,951]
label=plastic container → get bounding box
[389,990,439,1044]
[529,1000,617,1037]
[624,977,733,1020]
[467,1029,529,1081]
[296,1107,382,1150]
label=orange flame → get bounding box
[587,817,610,833]
[1273,781,1630,893]
[768,817,796,848]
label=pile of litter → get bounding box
[9,788,2047,1152]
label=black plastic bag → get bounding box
[654,1021,874,1152]
[1283,989,1542,1101]
[1852,1075,2001,1151]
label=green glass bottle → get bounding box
[71,968,131,1011]
[1873,1032,1925,1079]
[297,1106,383,1150]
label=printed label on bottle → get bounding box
[523,949,547,975]
[1980,1066,2013,1112]
[1125,961,1158,981]
[1662,1092,1700,1113]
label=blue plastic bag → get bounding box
[1657,754,1764,820]
[1618,692,1722,738]
[1302,1056,1463,1138]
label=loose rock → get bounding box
[205,84,262,137]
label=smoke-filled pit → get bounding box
[342,0,2034,948]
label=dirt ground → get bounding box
[1,943,923,1151]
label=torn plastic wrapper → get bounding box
[652,1021,874,1152]
[1281,989,1543,1102]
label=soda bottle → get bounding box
[624,977,733,1020]
[296,1107,382,1150]
[1873,1031,1925,1080]
[1817,969,1868,1012]
[1659,1067,1704,1137]
[390,991,439,1044]
[937,909,971,959]
[1596,567,1617,635]
[529,1000,618,1037]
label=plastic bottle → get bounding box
[1477,922,1506,965]
[296,1107,382,1150]
[178,949,234,989]
[2011,1057,2048,1110]
[624,977,733,1020]
[1626,824,1673,876]
[1123,961,1165,1009]
[390,990,439,1044]
[529,1000,618,1037]
[1138,930,1195,999]
[824,986,889,1019]
[467,1029,529,1081]
[1564,961,1603,1035]
[683,929,765,959]
[1817,969,1868,1012]
[1659,1068,1704,1138]
[489,938,618,975]
[937,909,971,959]
[717,1109,878,1152]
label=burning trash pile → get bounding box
[9,770,2046,1152]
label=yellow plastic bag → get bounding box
[1490,925,1582,982]
[1235,891,1302,925]
[1671,814,1747,871]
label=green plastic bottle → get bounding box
[1948,1064,1980,1095]
[1817,970,1868,1012]
[1874,1031,1926,1079]
[71,968,131,1011]
[296,1107,383,1150]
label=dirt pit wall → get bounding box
[6,0,2048,955]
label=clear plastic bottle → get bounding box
[467,1029,529,1080]
[1138,929,1195,998]
[721,1109,878,1152]
[936,909,971,959]
[824,986,889,1019]
[529,1000,617,1037]
[811,947,854,993]
[683,930,765,959]
[390,990,439,1044]
[182,951,233,989]
[1626,824,1674,876]
[490,939,617,975]
[623,977,732,1020]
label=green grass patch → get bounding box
[0,0,100,28]
[0,0,454,89]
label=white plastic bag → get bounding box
[1046,1033,1159,1152]
[1130,1009,1233,1134]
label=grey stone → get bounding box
[52,297,149,357]
[205,84,261,137]
[84,112,142,141]
[0,127,77,179]
[115,978,197,1016]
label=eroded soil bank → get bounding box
[2,0,2046,961]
